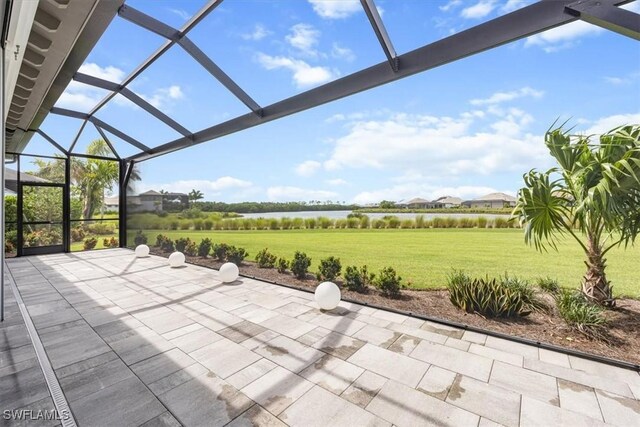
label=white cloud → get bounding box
[266,186,338,201]
[139,85,184,109]
[295,160,322,176]
[525,21,602,52]
[331,43,355,61]
[326,178,347,186]
[308,0,361,19]
[256,53,337,88]
[352,184,513,205]
[580,113,640,136]
[500,0,531,13]
[440,0,463,12]
[461,0,497,19]
[168,8,190,20]
[322,108,549,177]
[470,87,543,106]
[286,23,320,54]
[242,24,271,41]
[56,63,126,110]
[604,71,639,86]
[140,177,253,199]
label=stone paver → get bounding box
[241,366,313,415]
[417,365,458,400]
[520,395,607,427]
[341,370,388,408]
[348,343,429,387]
[281,385,390,426]
[4,250,640,427]
[300,354,364,394]
[445,374,522,427]
[367,380,480,427]
[490,361,559,405]
[411,340,494,382]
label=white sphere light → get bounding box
[219,262,239,283]
[168,251,185,268]
[135,244,150,258]
[315,281,341,311]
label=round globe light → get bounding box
[135,244,150,258]
[168,251,185,268]
[219,262,239,283]
[315,281,341,311]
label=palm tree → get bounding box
[188,189,204,203]
[512,124,640,306]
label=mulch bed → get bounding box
[151,249,640,367]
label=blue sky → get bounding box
[32,0,640,204]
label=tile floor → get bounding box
[2,249,639,426]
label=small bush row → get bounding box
[128,214,518,231]
[150,234,249,265]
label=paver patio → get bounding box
[2,249,639,426]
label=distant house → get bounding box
[462,192,516,209]
[399,197,431,209]
[432,196,462,208]
[106,190,189,212]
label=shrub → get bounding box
[169,220,179,230]
[415,215,425,229]
[203,220,214,230]
[161,238,175,252]
[87,222,115,235]
[445,217,457,228]
[198,238,213,257]
[317,256,342,281]
[432,217,446,228]
[212,243,230,261]
[371,219,385,229]
[281,217,292,230]
[477,216,488,228]
[175,237,192,253]
[134,230,148,245]
[344,265,375,293]
[494,217,509,228]
[269,219,280,230]
[359,216,370,229]
[180,208,203,219]
[292,218,304,229]
[227,246,248,265]
[276,257,289,273]
[335,219,347,229]
[155,234,165,246]
[555,290,606,338]
[502,276,547,312]
[179,221,191,230]
[193,219,204,230]
[447,272,541,317]
[373,267,403,298]
[83,237,98,250]
[304,218,316,229]
[318,217,332,229]
[291,251,312,280]
[384,216,400,228]
[346,218,359,229]
[255,248,277,268]
[458,217,474,228]
[71,226,85,243]
[400,219,414,229]
[103,237,119,248]
[185,241,197,257]
[537,277,560,294]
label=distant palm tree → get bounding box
[188,189,204,203]
[513,124,640,306]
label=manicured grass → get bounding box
[129,228,639,298]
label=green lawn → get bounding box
[130,228,639,298]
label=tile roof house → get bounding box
[462,192,516,209]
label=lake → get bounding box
[239,210,509,220]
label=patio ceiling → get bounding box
[3,0,639,162]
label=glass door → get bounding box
[19,183,66,256]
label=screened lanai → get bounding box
[1,1,639,426]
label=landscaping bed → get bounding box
[150,248,640,367]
